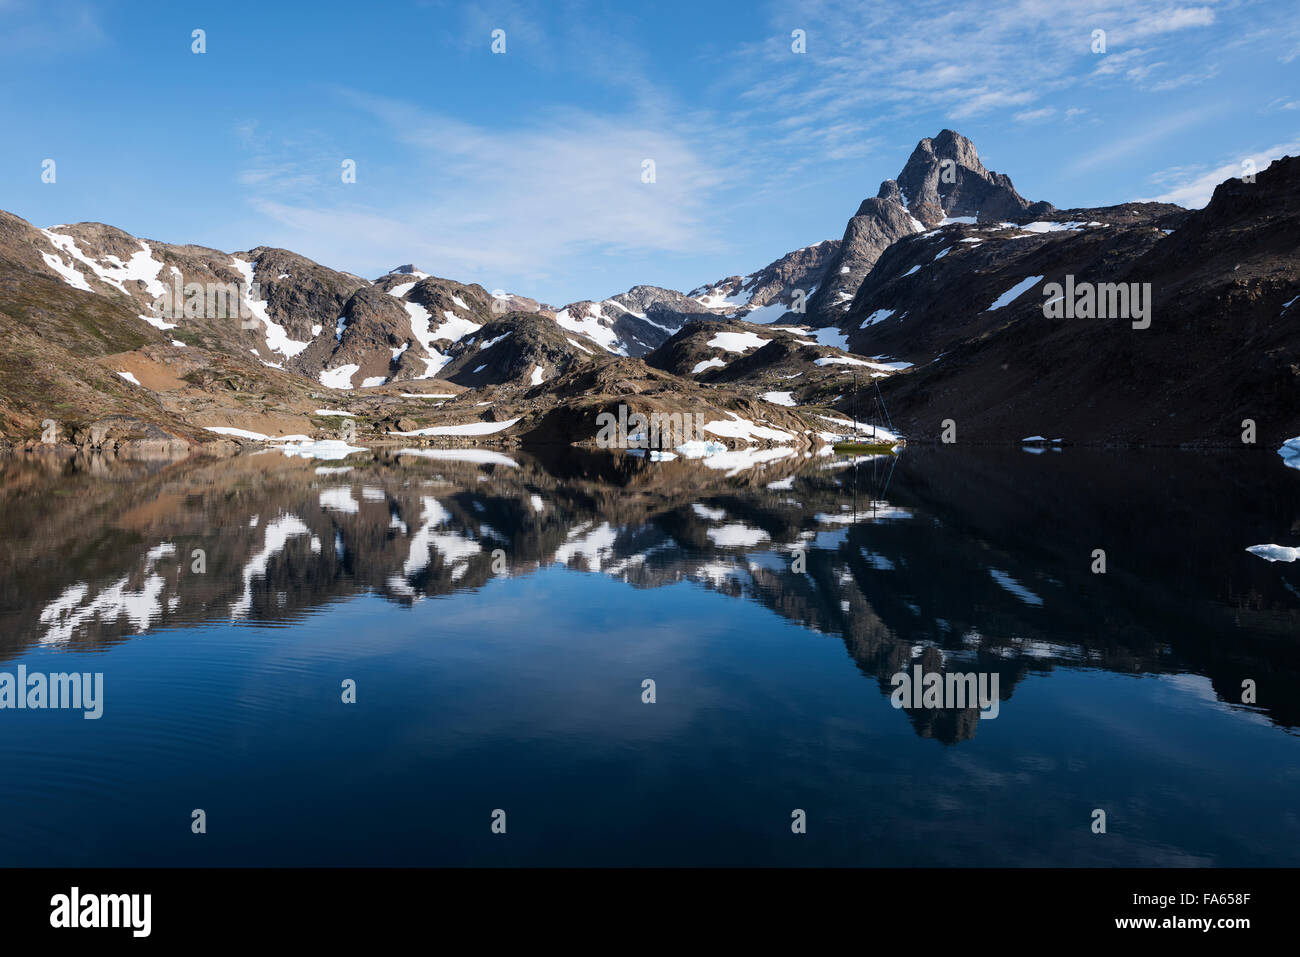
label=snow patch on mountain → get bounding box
[706,331,770,352]
[229,257,311,358]
[389,417,521,437]
[555,304,626,355]
[319,364,360,389]
[986,275,1043,311]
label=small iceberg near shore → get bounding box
[1246,544,1299,563]
[1279,437,1300,470]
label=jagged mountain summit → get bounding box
[686,129,1056,329]
[892,129,1054,228]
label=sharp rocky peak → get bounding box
[878,129,1054,228]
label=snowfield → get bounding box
[388,417,521,437]
[706,331,770,352]
[703,413,796,444]
[555,304,626,355]
[813,356,905,373]
[229,258,311,358]
[319,364,359,389]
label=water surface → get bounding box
[1,444,1297,866]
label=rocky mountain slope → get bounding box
[688,239,840,323]
[1,128,1295,453]
[867,156,1299,445]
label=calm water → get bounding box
[1,444,1297,866]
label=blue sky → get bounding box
[1,0,1296,305]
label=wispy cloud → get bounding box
[1063,105,1225,174]
[1013,107,1058,124]
[238,92,732,295]
[722,0,1224,134]
[0,0,105,55]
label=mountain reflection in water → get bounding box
[1,445,1297,866]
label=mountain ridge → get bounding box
[2,129,1296,457]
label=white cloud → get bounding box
[1014,107,1058,124]
[1126,6,1216,38]
[1149,140,1300,207]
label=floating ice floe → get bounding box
[1278,436,1300,470]
[1246,544,1299,563]
[201,428,364,461]
[626,449,678,461]
[675,440,728,457]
